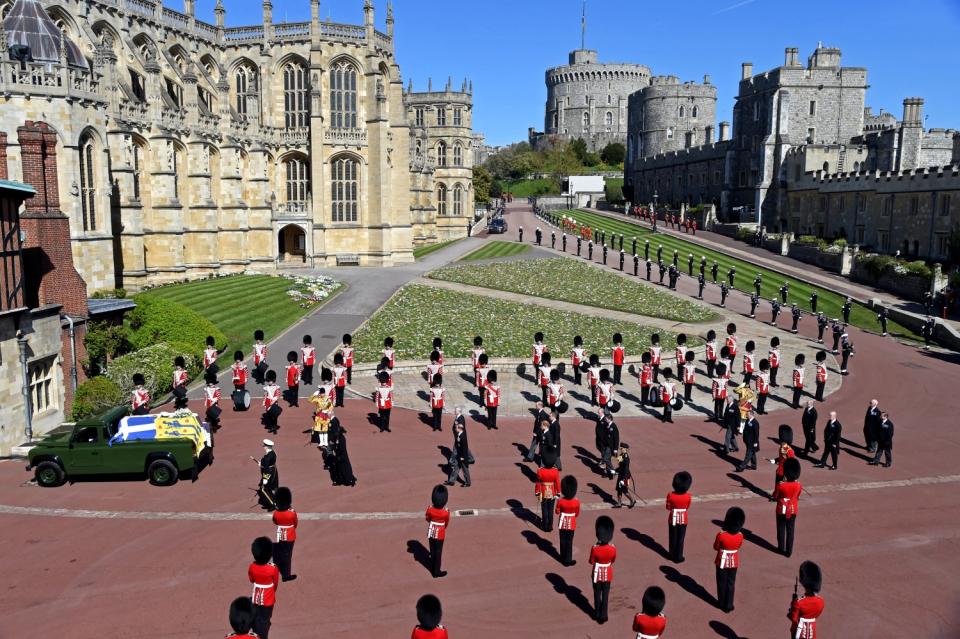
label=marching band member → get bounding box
[611,333,625,385]
[332,353,348,408]
[308,386,333,450]
[596,369,615,410]
[538,352,553,404]
[252,329,268,385]
[682,351,697,402]
[300,335,316,386]
[203,372,221,430]
[614,443,636,509]
[674,333,687,373]
[789,561,825,639]
[412,594,448,639]
[231,350,249,404]
[376,357,394,390]
[284,351,301,408]
[470,336,485,386]
[725,323,738,370]
[659,368,676,423]
[532,331,548,373]
[705,329,718,378]
[225,597,256,639]
[382,336,396,369]
[375,371,393,433]
[432,337,445,366]
[632,587,667,639]
[172,356,189,410]
[639,352,654,406]
[475,353,491,389]
[271,487,298,582]
[712,362,728,422]
[426,350,444,388]
[589,515,617,624]
[547,369,565,412]
[649,333,662,382]
[131,373,150,415]
[318,367,335,401]
[755,359,771,415]
[203,335,218,374]
[426,485,451,578]
[666,471,692,563]
[588,354,602,406]
[556,475,580,566]
[768,336,781,386]
[571,335,586,386]
[262,371,282,434]
[773,457,802,557]
[248,536,280,639]
[429,374,446,432]
[773,425,796,490]
[714,507,745,614]
[792,354,806,409]
[484,370,500,430]
[815,350,829,402]
[742,340,756,386]
[535,449,561,532]
[720,346,734,387]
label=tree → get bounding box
[600,142,626,166]
[582,151,601,167]
[569,138,589,165]
[545,143,582,179]
[472,166,493,204]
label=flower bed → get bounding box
[351,284,698,364]
[429,257,718,323]
[281,274,342,309]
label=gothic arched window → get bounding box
[285,156,310,206]
[436,183,448,216]
[331,156,359,222]
[330,61,358,129]
[283,62,309,129]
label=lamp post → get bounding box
[652,191,659,231]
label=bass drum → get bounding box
[671,397,684,411]
[232,389,251,411]
[578,361,591,373]
[608,400,622,414]
[557,400,569,414]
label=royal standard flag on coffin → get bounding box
[110,412,208,456]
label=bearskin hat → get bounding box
[416,594,443,631]
[599,368,611,382]
[759,358,770,372]
[541,448,558,469]
[720,346,730,359]
[430,350,441,363]
[676,333,687,346]
[229,597,255,634]
[799,561,822,593]
[722,506,746,534]
[661,367,673,379]
[542,352,552,366]
[715,362,727,376]
[595,515,615,544]
[685,350,696,363]
[433,337,443,349]
[274,487,292,511]
[265,370,277,383]
[590,353,601,366]
[727,322,737,335]
[431,484,449,509]
[706,329,717,341]
[651,333,660,345]
[783,457,801,482]
[613,332,623,344]
[641,586,666,616]
[234,350,244,361]
[384,336,394,348]
[534,331,544,342]
[251,536,273,564]
[132,373,145,386]
[474,335,483,347]
[378,371,389,384]
[287,351,298,363]
[174,355,186,368]
[815,350,827,363]
[303,334,313,345]
[672,470,692,495]
[380,357,391,369]
[432,374,443,386]
[641,352,651,364]
[206,335,215,347]
[779,424,794,445]
[795,353,806,366]
[254,329,265,341]
[560,475,578,500]
[550,369,560,382]
[320,367,333,382]
[478,353,489,366]
[333,352,344,366]
[487,369,498,383]
[745,340,755,352]
[205,371,217,384]
[574,335,584,347]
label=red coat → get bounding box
[547,382,564,406]
[263,384,281,408]
[776,445,796,478]
[411,627,448,639]
[172,369,188,388]
[301,346,316,366]
[789,595,825,639]
[382,348,395,368]
[714,531,743,568]
[273,509,298,542]
[203,386,221,410]
[816,363,828,383]
[333,366,348,387]
[132,388,150,410]
[588,366,601,387]
[743,353,755,374]
[769,348,780,368]
[596,381,614,406]
[475,366,490,388]
[725,335,738,355]
[589,543,617,582]
[429,387,445,410]
[612,345,625,365]
[793,367,805,389]
[756,373,770,395]
[248,562,280,607]
[649,345,662,365]
[426,506,450,541]
[640,364,653,387]
[204,347,218,369]
[675,347,685,366]
[340,346,354,367]
[555,498,580,530]
[660,382,675,403]
[666,492,691,526]
[632,613,667,638]
[535,467,561,500]
[712,379,727,400]
[571,347,585,367]
[532,343,547,365]
[231,362,248,386]
[484,384,500,408]
[705,342,717,362]
[683,363,696,384]
[773,480,802,518]
[375,386,393,410]
[286,363,301,387]
[253,343,267,366]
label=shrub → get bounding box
[856,253,896,279]
[795,235,829,250]
[735,227,754,241]
[128,296,226,361]
[72,377,124,421]
[84,321,132,374]
[600,142,626,166]
[90,288,127,299]
[832,238,848,248]
[105,342,198,400]
[898,260,932,279]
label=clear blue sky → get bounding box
[192,0,960,147]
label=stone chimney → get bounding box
[0,131,7,180]
[741,62,753,81]
[897,97,924,171]
[703,74,711,85]
[705,125,715,143]
[785,47,799,67]
[953,132,960,165]
[719,121,730,141]
[16,121,88,317]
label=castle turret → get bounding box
[741,62,753,80]
[953,132,960,165]
[719,121,730,141]
[897,97,924,171]
[386,2,394,38]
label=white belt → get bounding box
[253,583,273,588]
[795,618,816,639]
[671,508,687,526]
[559,513,574,529]
[428,522,445,538]
[637,633,660,639]
[780,498,791,515]
[720,549,738,568]
[592,562,611,581]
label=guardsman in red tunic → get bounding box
[769,336,782,386]
[426,484,451,578]
[535,449,561,532]
[773,425,797,489]
[589,515,617,624]
[774,457,802,557]
[382,336,396,369]
[172,356,189,409]
[814,350,829,402]
[714,506,745,614]
[248,536,280,639]
[556,475,580,566]
[377,357,395,389]
[432,337,445,366]
[632,586,668,639]
[262,370,282,434]
[571,335,586,386]
[203,335,219,374]
[131,373,150,415]
[300,335,316,386]
[588,354,602,405]
[649,333,662,382]
[475,353,491,390]
[725,323,739,370]
[538,352,554,404]
[204,372,222,430]
[596,369,614,410]
[412,594,448,639]
[375,371,393,433]
[332,353,347,408]
[226,596,258,639]
[792,353,806,409]
[232,350,249,393]
[712,362,728,421]
[611,333,625,384]
[426,350,444,387]
[674,333,687,373]
[484,370,500,430]
[336,333,354,383]
[682,351,697,402]
[284,351,301,408]
[666,471,692,563]
[639,352,654,406]
[705,329,718,378]
[252,329,268,385]
[755,359,771,415]
[428,374,446,432]
[742,340,756,386]
[272,487,298,582]
[470,336,485,386]
[547,369,565,411]
[660,368,676,423]
[789,561,825,639]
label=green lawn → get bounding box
[134,274,340,360]
[460,241,530,261]
[560,209,916,338]
[504,178,561,197]
[414,238,462,260]
[430,257,718,323]
[351,284,693,364]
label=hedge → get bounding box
[72,376,124,421]
[105,342,199,400]
[128,297,226,362]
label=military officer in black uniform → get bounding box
[253,439,279,511]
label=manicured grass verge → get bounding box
[134,274,340,360]
[414,238,462,260]
[351,284,694,364]
[430,257,718,323]
[460,240,530,261]
[561,209,916,339]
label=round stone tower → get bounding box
[633,75,718,157]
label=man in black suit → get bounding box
[597,409,619,479]
[445,421,472,487]
[736,410,760,471]
[547,408,563,471]
[801,401,819,455]
[816,411,842,470]
[723,399,741,454]
[863,399,881,453]
[869,413,894,467]
[526,402,550,462]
